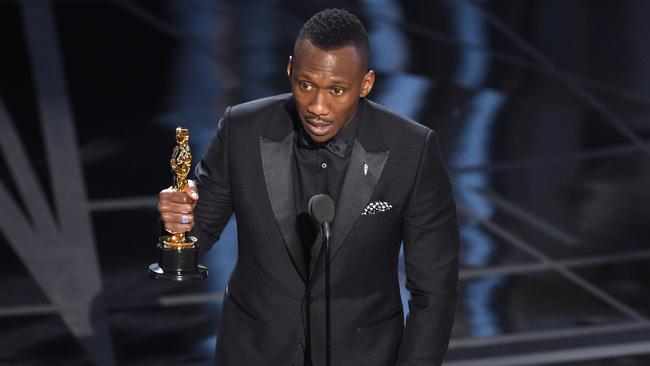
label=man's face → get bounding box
[287,39,374,143]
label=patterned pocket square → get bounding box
[361,201,393,215]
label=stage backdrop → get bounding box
[1,1,649,365]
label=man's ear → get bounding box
[287,56,293,79]
[359,70,375,98]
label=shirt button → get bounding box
[321,162,327,169]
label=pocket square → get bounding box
[361,201,393,215]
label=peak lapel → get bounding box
[332,140,389,260]
[260,101,307,283]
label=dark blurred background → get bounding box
[1,0,650,365]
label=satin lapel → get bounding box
[310,140,389,282]
[260,133,307,283]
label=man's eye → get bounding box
[300,81,312,90]
[331,87,344,95]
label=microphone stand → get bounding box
[323,221,331,366]
[308,194,335,366]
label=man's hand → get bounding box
[158,180,199,234]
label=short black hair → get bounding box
[295,8,370,69]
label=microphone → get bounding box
[308,194,335,366]
[308,194,335,239]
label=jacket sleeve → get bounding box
[396,130,460,365]
[191,107,234,256]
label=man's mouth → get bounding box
[304,118,333,136]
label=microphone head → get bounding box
[308,194,335,225]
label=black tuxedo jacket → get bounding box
[192,94,459,366]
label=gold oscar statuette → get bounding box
[149,127,208,281]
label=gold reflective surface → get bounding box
[163,127,196,250]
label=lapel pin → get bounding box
[363,163,368,176]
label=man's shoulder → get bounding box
[227,93,291,119]
[364,99,432,139]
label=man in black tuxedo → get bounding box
[158,8,459,366]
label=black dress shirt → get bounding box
[292,101,363,273]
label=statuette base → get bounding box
[149,237,208,281]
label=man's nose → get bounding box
[306,91,330,116]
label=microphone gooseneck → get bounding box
[307,193,335,366]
